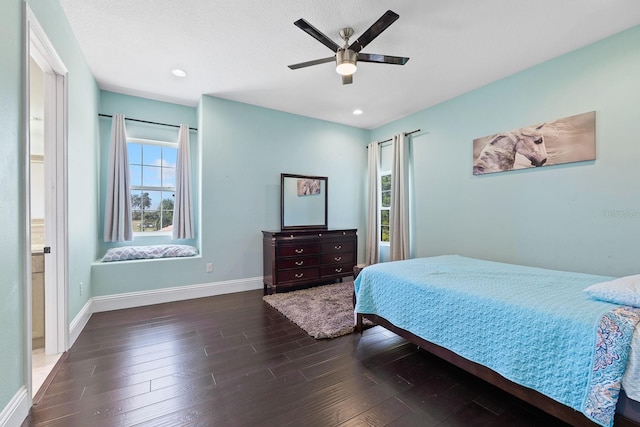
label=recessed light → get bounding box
[353,109,363,115]
[171,69,187,77]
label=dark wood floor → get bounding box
[23,288,570,427]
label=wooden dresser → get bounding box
[262,229,357,294]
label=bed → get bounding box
[354,255,640,427]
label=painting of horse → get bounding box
[472,111,595,175]
[297,178,321,196]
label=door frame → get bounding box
[23,3,69,399]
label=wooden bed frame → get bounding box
[356,313,640,427]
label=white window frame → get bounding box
[128,137,177,237]
[379,170,391,246]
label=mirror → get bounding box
[281,173,328,230]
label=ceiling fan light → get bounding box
[336,62,357,76]
[336,49,357,76]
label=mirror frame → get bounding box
[281,173,328,230]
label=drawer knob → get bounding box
[295,273,304,278]
[295,261,304,266]
[295,248,304,254]
[334,256,342,262]
[334,245,342,250]
[335,268,343,273]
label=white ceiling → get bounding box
[58,1,640,129]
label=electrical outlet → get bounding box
[206,263,213,273]
[79,282,83,296]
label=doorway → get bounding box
[25,6,69,400]
[28,56,54,396]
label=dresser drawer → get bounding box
[321,241,355,254]
[277,257,319,270]
[320,230,357,239]
[277,243,319,257]
[320,253,353,265]
[320,264,352,277]
[277,267,319,283]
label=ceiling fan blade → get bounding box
[342,74,353,85]
[288,56,336,70]
[294,19,341,52]
[358,53,409,65]
[349,10,399,53]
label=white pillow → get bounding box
[583,274,640,308]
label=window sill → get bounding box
[133,232,173,238]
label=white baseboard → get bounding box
[92,276,263,313]
[69,298,93,347]
[0,386,29,427]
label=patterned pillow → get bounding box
[102,245,198,262]
[583,274,640,308]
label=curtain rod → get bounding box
[98,113,198,131]
[377,129,421,145]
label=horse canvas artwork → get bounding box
[472,111,596,175]
[297,178,321,196]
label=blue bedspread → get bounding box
[354,255,640,427]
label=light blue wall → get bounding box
[0,0,26,412]
[199,96,368,277]
[92,95,369,296]
[97,91,198,254]
[372,25,640,277]
[0,0,99,415]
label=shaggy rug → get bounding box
[263,281,359,339]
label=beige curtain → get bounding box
[103,114,133,242]
[173,124,194,239]
[365,142,379,265]
[390,133,409,261]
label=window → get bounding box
[128,139,177,233]
[380,171,391,244]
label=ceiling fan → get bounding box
[288,10,409,85]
